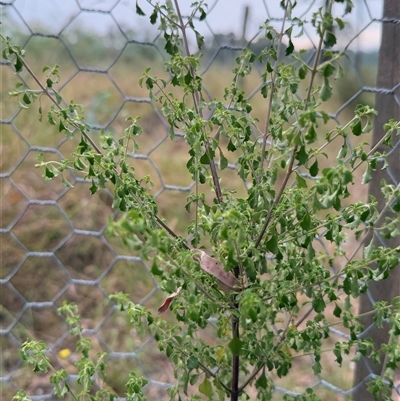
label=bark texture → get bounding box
[352,1,400,399]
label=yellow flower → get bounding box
[58,348,71,359]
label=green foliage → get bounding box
[3,0,400,400]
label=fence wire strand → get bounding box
[1,0,399,400]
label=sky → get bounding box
[1,0,384,52]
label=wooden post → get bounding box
[352,0,400,399]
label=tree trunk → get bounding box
[352,0,400,400]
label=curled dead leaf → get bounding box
[192,249,240,293]
[157,286,182,314]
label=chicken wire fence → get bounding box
[0,0,399,400]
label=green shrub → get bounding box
[3,1,400,400]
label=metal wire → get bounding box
[1,1,399,400]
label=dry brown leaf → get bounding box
[157,286,182,314]
[192,249,240,293]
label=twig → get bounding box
[351,126,398,172]
[260,5,288,171]
[173,0,223,203]
[255,147,297,248]
[253,0,330,249]
[231,265,240,401]
[17,54,187,250]
[19,56,103,156]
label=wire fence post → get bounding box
[353,0,400,399]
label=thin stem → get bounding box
[351,127,396,173]
[305,27,325,106]
[231,265,240,401]
[257,3,329,228]
[155,322,232,394]
[255,147,297,248]
[344,181,400,264]
[254,0,331,249]
[19,56,103,156]
[17,54,187,250]
[239,302,396,393]
[164,254,225,306]
[173,0,223,203]
[294,305,314,329]
[260,245,400,305]
[146,0,180,28]
[260,5,288,171]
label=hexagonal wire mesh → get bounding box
[0,0,399,400]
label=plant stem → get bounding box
[351,126,397,172]
[254,0,331,249]
[260,4,288,171]
[255,148,297,248]
[231,267,240,401]
[17,53,188,250]
[173,0,223,203]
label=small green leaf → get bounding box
[392,197,400,212]
[351,276,360,298]
[194,30,204,49]
[334,347,343,366]
[136,1,145,16]
[151,261,164,276]
[285,39,294,56]
[298,65,307,80]
[333,303,342,318]
[351,119,362,136]
[266,232,278,254]
[14,56,23,73]
[22,93,31,105]
[199,7,207,21]
[319,77,332,101]
[44,166,55,179]
[305,124,317,143]
[228,336,243,356]
[296,172,307,188]
[324,31,336,47]
[256,369,268,389]
[199,172,206,184]
[309,159,319,177]
[261,84,268,98]
[54,91,62,104]
[312,297,326,313]
[312,359,322,375]
[322,63,336,78]
[336,17,345,30]
[61,176,73,188]
[219,147,228,170]
[198,377,212,396]
[184,71,192,85]
[364,240,374,259]
[89,180,98,195]
[150,9,158,24]
[300,212,312,230]
[337,143,348,159]
[200,152,210,164]
[295,145,308,165]
[187,355,199,370]
[59,119,67,133]
[227,139,236,152]
[362,165,372,184]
